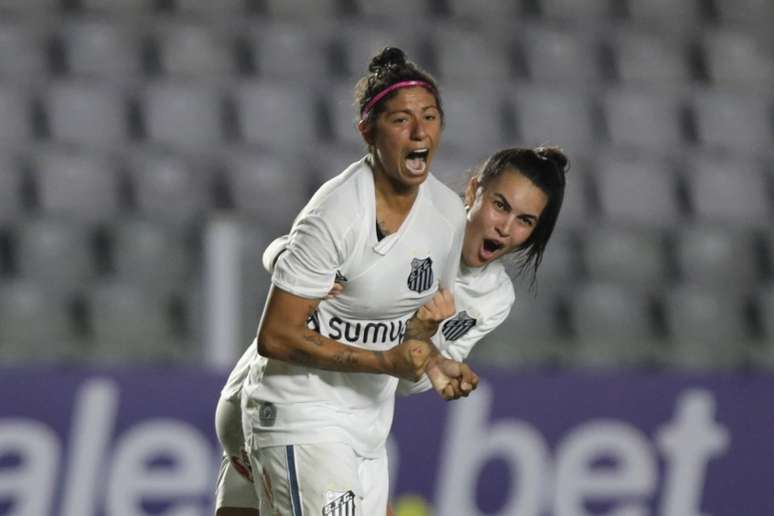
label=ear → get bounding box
[464,176,479,209]
[357,119,374,145]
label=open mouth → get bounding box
[483,239,504,253]
[405,149,429,175]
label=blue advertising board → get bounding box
[1,368,772,515]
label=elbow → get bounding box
[257,325,283,359]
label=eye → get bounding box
[391,116,408,124]
[424,113,437,121]
[519,216,535,227]
[493,199,506,210]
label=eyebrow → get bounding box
[493,192,539,223]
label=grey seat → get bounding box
[248,21,333,80]
[327,81,363,147]
[0,154,23,225]
[0,19,47,84]
[675,225,760,292]
[88,281,185,364]
[538,0,610,24]
[234,80,320,150]
[625,0,702,33]
[553,162,594,233]
[446,0,519,22]
[110,218,192,297]
[521,25,601,85]
[533,229,579,296]
[175,0,247,17]
[32,147,121,224]
[692,90,772,154]
[264,0,339,17]
[352,0,432,18]
[154,20,235,78]
[442,86,509,153]
[602,88,686,152]
[223,148,311,234]
[0,279,77,363]
[127,149,209,229]
[0,84,31,148]
[664,285,751,369]
[571,282,659,368]
[583,225,668,291]
[685,154,770,227]
[337,25,423,80]
[59,17,142,81]
[511,87,596,157]
[594,154,681,228]
[15,218,95,295]
[431,24,513,83]
[702,29,774,94]
[428,147,490,193]
[0,0,60,15]
[44,80,128,150]
[714,0,774,28]
[79,0,155,14]
[141,80,225,154]
[611,28,693,89]
[470,291,571,368]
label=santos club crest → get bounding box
[407,257,434,293]
[442,311,477,341]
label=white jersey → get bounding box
[242,157,466,458]
[396,260,516,396]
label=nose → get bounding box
[411,117,427,140]
[496,214,515,237]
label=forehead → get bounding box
[382,86,438,112]
[486,169,548,210]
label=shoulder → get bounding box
[423,174,466,228]
[458,260,516,313]
[295,158,369,233]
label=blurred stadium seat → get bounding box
[0,279,78,363]
[57,16,143,81]
[233,80,321,150]
[44,79,128,150]
[691,89,773,155]
[701,28,774,93]
[0,18,48,84]
[0,84,32,148]
[0,153,24,226]
[32,146,121,224]
[663,285,751,369]
[594,153,682,228]
[153,19,236,78]
[247,20,334,80]
[140,80,226,154]
[675,225,761,292]
[570,282,661,368]
[609,27,694,89]
[15,217,96,296]
[520,24,602,85]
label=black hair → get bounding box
[354,47,443,126]
[471,146,569,290]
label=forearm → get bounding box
[259,326,393,375]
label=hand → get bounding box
[425,355,479,401]
[229,448,253,482]
[324,281,345,300]
[405,288,456,341]
[385,339,433,381]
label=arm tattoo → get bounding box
[333,351,359,367]
[303,330,325,347]
[372,350,391,373]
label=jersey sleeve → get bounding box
[271,209,355,299]
[262,234,290,274]
[396,287,515,397]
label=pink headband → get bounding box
[360,80,435,122]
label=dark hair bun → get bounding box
[536,146,570,175]
[368,47,407,74]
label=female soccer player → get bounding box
[214,146,569,515]
[234,46,472,516]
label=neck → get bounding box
[369,155,419,212]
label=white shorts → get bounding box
[215,453,260,510]
[248,442,389,516]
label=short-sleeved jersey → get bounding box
[396,261,515,396]
[242,157,466,458]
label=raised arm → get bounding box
[257,285,433,381]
